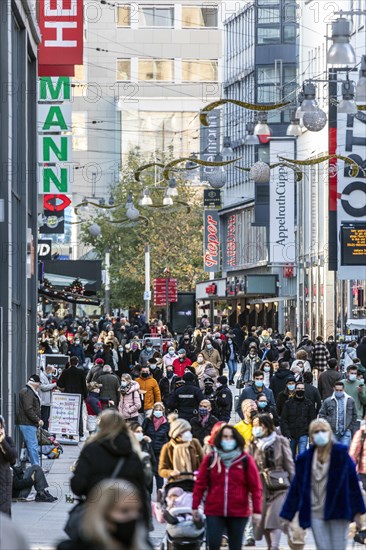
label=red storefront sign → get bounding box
[43,194,72,211]
[203,210,220,272]
[38,0,84,75]
[154,278,178,306]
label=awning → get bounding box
[248,296,296,305]
[346,318,366,330]
[39,288,100,305]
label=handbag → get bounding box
[236,377,245,389]
[262,468,290,492]
[64,456,126,539]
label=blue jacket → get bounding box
[142,417,170,455]
[236,384,275,419]
[281,443,365,528]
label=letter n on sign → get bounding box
[203,210,220,272]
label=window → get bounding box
[257,27,281,44]
[258,7,280,23]
[117,59,131,80]
[72,65,86,97]
[72,112,87,151]
[117,5,131,26]
[182,60,218,81]
[181,6,218,27]
[139,6,174,27]
[138,59,173,81]
[284,24,298,42]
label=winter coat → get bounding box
[158,438,203,478]
[270,368,295,400]
[241,355,262,383]
[280,443,366,528]
[135,375,161,410]
[68,344,85,365]
[163,353,178,368]
[0,436,17,515]
[190,414,220,445]
[357,341,366,368]
[70,432,149,521]
[151,367,163,384]
[95,371,120,407]
[280,396,316,439]
[213,385,233,422]
[276,389,295,416]
[118,382,141,419]
[17,385,41,426]
[241,336,260,357]
[172,357,192,377]
[225,341,239,362]
[39,370,57,407]
[326,340,338,359]
[57,366,87,398]
[304,383,322,414]
[252,435,294,535]
[312,341,330,372]
[139,349,154,367]
[192,451,262,517]
[142,417,170,455]
[236,385,275,419]
[317,368,342,400]
[159,375,178,408]
[349,426,366,474]
[319,393,357,434]
[120,349,140,374]
[85,392,102,416]
[86,365,103,383]
[167,382,204,420]
[199,366,218,389]
[201,349,222,375]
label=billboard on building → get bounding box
[200,109,220,181]
[269,139,296,264]
[203,210,220,272]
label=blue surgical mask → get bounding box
[313,431,330,447]
[221,439,237,452]
[206,344,212,350]
[153,410,163,418]
[258,401,268,409]
[252,426,264,439]
[254,380,264,388]
[349,374,357,382]
[168,350,175,355]
[263,366,271,373]
[146,347,152,352]
[334,391,344,399]
[287,384,295,391]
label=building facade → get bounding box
[0,0,40,430]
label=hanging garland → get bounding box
[278,154,360,177]
[199,99,291,126]
[162,156,240,181]
[43,278,53,290]
[66,278,85,295]
[235,162,303,181]
[134,162,165,182]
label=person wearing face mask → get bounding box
[343,365,366,428]
[280,382,316,458]
[129,423,156,495]
[275,376,296,417]
[172,349,192,377]
[190,400,220,445]
[135,367,161,420]
[163,346,178,369]
[147,358,163,383]
[236,371,276,419]
[202,339,222,377]
[86,382,103,434]
[168,372,204,421]
[39,366,57,430]
[213,376,233,422]
[255,395,280,427]
[269,360,295,401]
[142,403,169,490]
[250,414,294,550]
[281,419,366,550]
[58,479,153,550]
[192,352,206,379]
[259,360,274,388]
[158,418,203,479]
[225,334,240,385]
[240,344,262,386]
[139,340,155,368]
[319,381,357,448]
[159,366,178,409]
[118,374,141,422]
[199,362,218,389]
[192,424,262,550]
[68,337,85,367]
[234,399,258,445]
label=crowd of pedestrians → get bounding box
[2,312,366,550]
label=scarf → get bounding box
[120,382,132,395]
[255,431,277,451]
[199,412,210,426]
[153,415,167,431]
[216,448,242,470]
[171,440,193,473]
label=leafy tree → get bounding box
[80,149,208,309]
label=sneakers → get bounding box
[45,490,57,501]
[245,539,256,547]
[79,435,86,442]
[35,491,57,502]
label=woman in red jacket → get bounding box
[192,424,262,550]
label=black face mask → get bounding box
[250,410,257,419]
[141,372,149,378]
[295,390,305,398]
[166,371,174,379]
[111,519,137,545]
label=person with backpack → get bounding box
[192,424,262,550]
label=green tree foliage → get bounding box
[81,149,208,309]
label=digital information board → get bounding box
[340,223,366,266]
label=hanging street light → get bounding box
[327,17,356,65]
[141,188,153,206]
[163,190,174,206]
[300,83,318,113]
[166,176,178,197]
[244,122,259,145]
[286,111,302,136]
[253,113,271,136]
[221,136,234,158]
[338,79,358,114]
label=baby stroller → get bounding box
[159,473,205,550]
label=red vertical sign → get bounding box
[154,278,178,306]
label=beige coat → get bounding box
[158,438,203,479]
[201,349,222,376]
[252,434,295,536]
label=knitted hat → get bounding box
[183,372,195,382]
[217,375,227,385]
[95,358,105,365]
[169,418,191,439]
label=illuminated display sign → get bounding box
[340,223,366,266]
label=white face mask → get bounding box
[197,357,203,363]
[135,432,144,442]
[181,431,193,442]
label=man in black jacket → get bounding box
[303,371,322,414]
[213,375,232,421]
[280,381,316,458]
[95,365,121,410]
[167,372,204,420]
[57,357,87,439]
[190,399,219,445]
[18,374,42,465]
[270,361,295,400]
[159,366,178,409]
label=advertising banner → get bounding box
[269,139,296,263]
[154,278,178,306]
[203,209,220,272]
[337,111,366,279]
[49,392,81,436]
[200,109,220,181]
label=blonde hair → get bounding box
[81,479,147,550]
[308,419,333,459]
[121,373,132,383]
[296,349,308,361]
[86,409,140,456]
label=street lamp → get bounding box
[286,111,302,136]
[244,122,259,145]
[356,55,366,104]
[141,188,153,206]
[163,190,174,206]
[300,83,318,113]
[221,136,234,158]
[338,79,358,114]
[253,113,271,136]
[327,17,356,65]
[166,177,178,197]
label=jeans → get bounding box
[290,435,308,458]
[227,359,237,382]
[206,516,248,550]
[336,429,351,449]
[19,425,39,465]
[18,465,48,498]
[311,518,349,550]
[41,405,50,431]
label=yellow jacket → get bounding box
[234,420,253,445]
